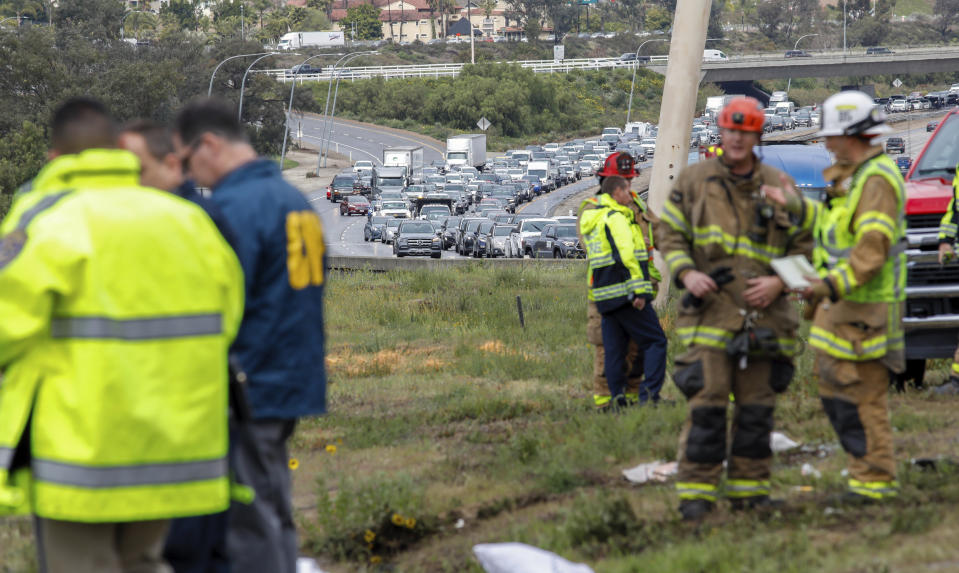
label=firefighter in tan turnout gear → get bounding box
[655,97,814,520]
[582,153,663,409]
[764,90,906,503]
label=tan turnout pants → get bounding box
[816,354,897,485]
[673,346,788,502]
[35,518,172,573]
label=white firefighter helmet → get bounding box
[817,90,891,137]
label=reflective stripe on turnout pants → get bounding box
[816,353,897,487]
[674,346,778,502]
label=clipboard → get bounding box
[770,255,819,290]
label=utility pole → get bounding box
[648,0,711,296]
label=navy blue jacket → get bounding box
[175,181,239,251]
[212,159,327,420]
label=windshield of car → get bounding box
[447,152,468,160]
[445,184,466,192]
[522,220,550,232]
[399,222,434,233]
[386,218,402,228]
[332,176,354,187]
[348,196,369,204]
[912,115,959,182]
[371,216,387,225]
[527,169,547,178]
[377,176,405,186]
[467,220,482,231]
[383,201,407,210]
[554,226,577,238]
[493,226,512,236]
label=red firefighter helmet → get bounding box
[717,97,766,133]
[595,152,637,179]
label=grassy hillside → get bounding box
[4,265,959,572]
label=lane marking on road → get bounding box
[316,119,446,156]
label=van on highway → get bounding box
[703,49,729,62]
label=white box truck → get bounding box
[445,134,487,171]
[383,145,424,183]
[277,31,345,50]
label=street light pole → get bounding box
[238,53,281,122]
[208,52,271,97]
[627,38,668,125]
[280,53,345,169]
[843,0,847,58]
[322,51,378,168]
[786,33,818,93]
[316,51,376,172]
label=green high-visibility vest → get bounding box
[812,153,906,304]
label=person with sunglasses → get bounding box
[579,160,668,413]
[655,97,814,521]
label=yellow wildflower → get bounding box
[288,458,299,470]
[325,444,337,454]
[364,529,376,543]
[405,517,416,529]
[391,513,405,526]
[370,556,382,564]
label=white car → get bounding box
[889,99,907,112]
[640,138,657,157]
[380,200,411,219]
[353,160,374,173]
[507,218,555,258]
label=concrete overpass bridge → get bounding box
[647,45,959,83]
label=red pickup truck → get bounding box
[900,108,959,386]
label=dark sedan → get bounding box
[440,216,461,249]
[339,195,370,216]
[364,215,388,242]
[531,224,585,259]
[927,121,939,132]
[471,221,496,258]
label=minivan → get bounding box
[703,49,729,62]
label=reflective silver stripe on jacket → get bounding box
[33,457,227,488]
[50,314,222,340]
[0,191,74,271]
[0,447,13,469]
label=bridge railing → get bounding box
[261,44,959,81]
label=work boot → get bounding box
[597,395,630,414]
[679,499,715,522]
[933,377,959,396]
[729,495,784,511]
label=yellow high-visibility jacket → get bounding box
[0,149,244,522]
[579,193,653,314]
